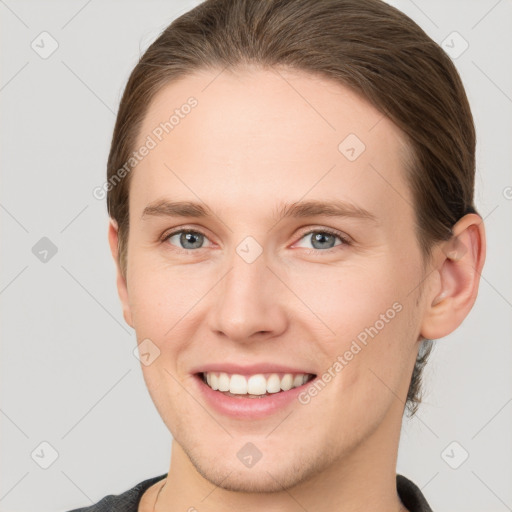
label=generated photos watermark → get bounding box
[298,301,403,404]
[93,96,198,200]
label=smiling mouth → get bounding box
[197,371,316,398]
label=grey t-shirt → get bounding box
[66,473,434,511]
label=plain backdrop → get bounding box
[1,1,511,511]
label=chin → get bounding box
[188,445,324,494]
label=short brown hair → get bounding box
[106,0,478,416]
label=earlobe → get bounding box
[108,218,134,329]
[420,213,486,340]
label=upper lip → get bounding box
[191,362,316,376]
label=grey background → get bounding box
[1,1,511,511]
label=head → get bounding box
[105,0,485,492]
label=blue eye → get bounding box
[295,229,350,252]
[161,227,351,254]
[162,230,211,251]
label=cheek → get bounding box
[127,259,205,333]
[289,261,403,337]
[292,259,418,388]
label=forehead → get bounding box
[131,67,413,225]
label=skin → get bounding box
[107,67,486,512]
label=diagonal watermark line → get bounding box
[405,266,437,300]
[0,408,29,438]
[471,0,503,30]
[274,68,336,131]
[61,0,94,29]
[0,265,28,296]
[0,61,29,92]
[421,472,439,491]
[471,470,511,511]
[407,0,439,28]
[163,367,233,438]
[265,410,294,438]
[367,366,439,438]
[265,470,310,511]
[265,265,336,335]
[369,101,394,133]
[164,267,234,336]
[0,203,29,232]
[0,0,29,28]
[479,272,512,309]
[0,472,29,502]
[471,396,512,439]
[61,369,132,439]
[60,204,89,233]
[61,61,116,115]
[410,408,441,440]
[472,60,512,105]
[61,265,131,334]
[368,113,386,132]
[200,470,235,502]
[201,65,229,93]
[368,367,404,404]
[61,470,94,503]
[482,204,500,222]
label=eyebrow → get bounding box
[273,199,378,223]
[141,199,378,224]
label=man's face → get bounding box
[118,67,430,491]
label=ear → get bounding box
[420,213,486,340]
[108,218,134,329]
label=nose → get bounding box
[207,246,288,344]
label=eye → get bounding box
[160,227,351,254]
[294,228,351,253]
[161,229,212,252]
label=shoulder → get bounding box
[396,473,434,512]
[64,473,168,512]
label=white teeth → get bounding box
[218,373,230,392]
[229,374,247,394]
[202,371,313,395]
[209,373,218,390]
[247,375,267,395]
[280,374,293,391]
[266,374,281,394]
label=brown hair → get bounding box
[106,0,478,417]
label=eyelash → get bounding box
[160,227,352,255]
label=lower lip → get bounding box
[193,373,316,420]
